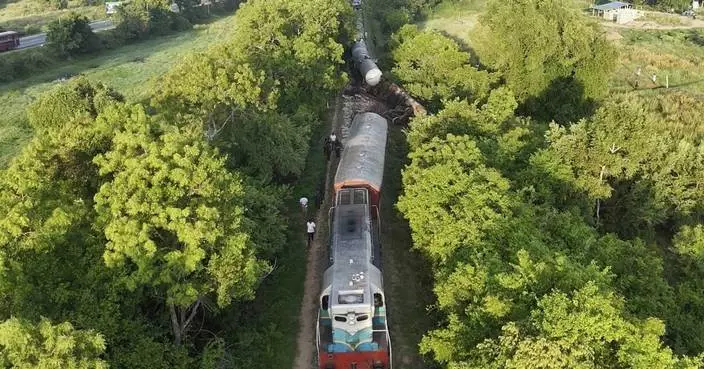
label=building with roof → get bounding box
[591,1,641,24]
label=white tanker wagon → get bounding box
[351,40,382,86]
[350,0,382,86]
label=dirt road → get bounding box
[291,95,342,369]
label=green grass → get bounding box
[221,98,334,369]
[380,126,437,369]
[418,0,484,44]
[611,28,704,94]
[0,0,103,34]
[0,16,235,166]
[640,11,690,25]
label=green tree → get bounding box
[398,134,512,264]
[529,99,704,235]
[460,284,688,369]
[27,76,124,134]
[0,317,107,369]
[114,0,190,41]
[474,0,616,122]
[93,105,268,345]
[391,25,496,111]
[46,13,102,57]
[155,0,353,179]
[674,225,704,260]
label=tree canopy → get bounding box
[46,13,102,57]
[0,318,107,369]
[474,0,617,122]
[392,3,704,366]
[0,0,352,365]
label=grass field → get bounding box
[381,126,437,369]
[420,1,704,98]
[0,15,235,166]
[419,0,591,43]
[0,0,103,34]
[611,28,704,94]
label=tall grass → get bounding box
[611,29,704,93]
[0,16,234,166]
[0,0,103,35]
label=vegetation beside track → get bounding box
[0,0,354,367]
[0,16,232,166]
[390,0,704,367]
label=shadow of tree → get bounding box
[685,28,704,46]
[520,76,597,125]
[0,0,22,11]
[436,29,482,66]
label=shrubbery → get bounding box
[46,12,103,56]
[391,0,704,366]
[0,1,353,368]
[113,0,192,41]
[0,48,55,83]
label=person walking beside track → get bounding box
[306,219,316,247]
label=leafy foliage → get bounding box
[93,105,266,308]
[155,0,353,180]
[114,0,191,41]
[393,9,704,367]
[0,317,107,369]
[391,25,496,110]
[1,0,350,366]
[46,12,102,57]
[530,97,704,236]
[474,0,617,122]
[462,284,685,369]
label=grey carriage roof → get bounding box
[334,112,388,192]
[329,202,378,309]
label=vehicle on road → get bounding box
[0,31,21,52]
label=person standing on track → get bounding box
[306,219,316,247]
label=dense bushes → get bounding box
[0,0,353,367]
[114,0,192,41]
[473,0,617,123]
[0,0,195,83]
[0,48,55,83]
[392,0,704,366]
[46,12,103,56]
[367,0,441,32]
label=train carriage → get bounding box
[317,112,391,369]
[333,113,388,208]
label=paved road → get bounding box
[18,20,114,50]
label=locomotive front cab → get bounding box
[317,187,391,369]
[317,289,391,369]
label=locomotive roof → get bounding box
[0,31,19,36]
[329,202,377,308]
[334,112,388,193]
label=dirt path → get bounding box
[600,12,704,30]
[291,95,342,369]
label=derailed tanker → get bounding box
[352,40,382,86]
[351,2,382,86]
